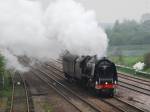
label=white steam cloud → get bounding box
[133,62,145,71]
[0,0,108,71]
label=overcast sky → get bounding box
[36,0,150,23]
[75,0,150,23]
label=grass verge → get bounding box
[43,101,53,112]
[109,56,150,79]
[0,71,12,111]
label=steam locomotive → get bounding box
[62,52,118,96]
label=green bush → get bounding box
[144,53,150,68]
[0,55,5,90]
[0,55,5,73]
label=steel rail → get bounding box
[10,72,31,112]
[40,63,145,112]
[31,69,101,112]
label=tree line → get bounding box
[106,20,150,46]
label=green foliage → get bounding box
[0,71,12,98]
[0,55,6,90]
[108,44,150,57]
[106,20,150,46]
[0,55,9,97]
[0,55,5,74]
[110,56,143,67]
[117,67,150,79]
[145,68,150,72]
[110,55,150,73]
[0,87,12,97]
[144,53,150,68]
[43,101,53,112]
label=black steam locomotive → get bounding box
[62,52,118,96]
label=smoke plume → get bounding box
[0,0,108,71]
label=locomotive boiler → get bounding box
[62,52,118,96]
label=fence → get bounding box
[116,64,150,79]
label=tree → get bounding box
[0,55,5,90]
[0,55,5,74]
[106,19,150,46]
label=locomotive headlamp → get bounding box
[114,81,117,84]
[105,82,108,85]
[95,81,98,85]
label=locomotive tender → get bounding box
[62,52,118,96]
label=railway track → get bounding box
[31,69,102,112]
[24,78,35,112]
[10,71,34,112]
[48,60,150,96]
[37,62,145,112]
[20,57,149,112]
[118,72,150,86]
